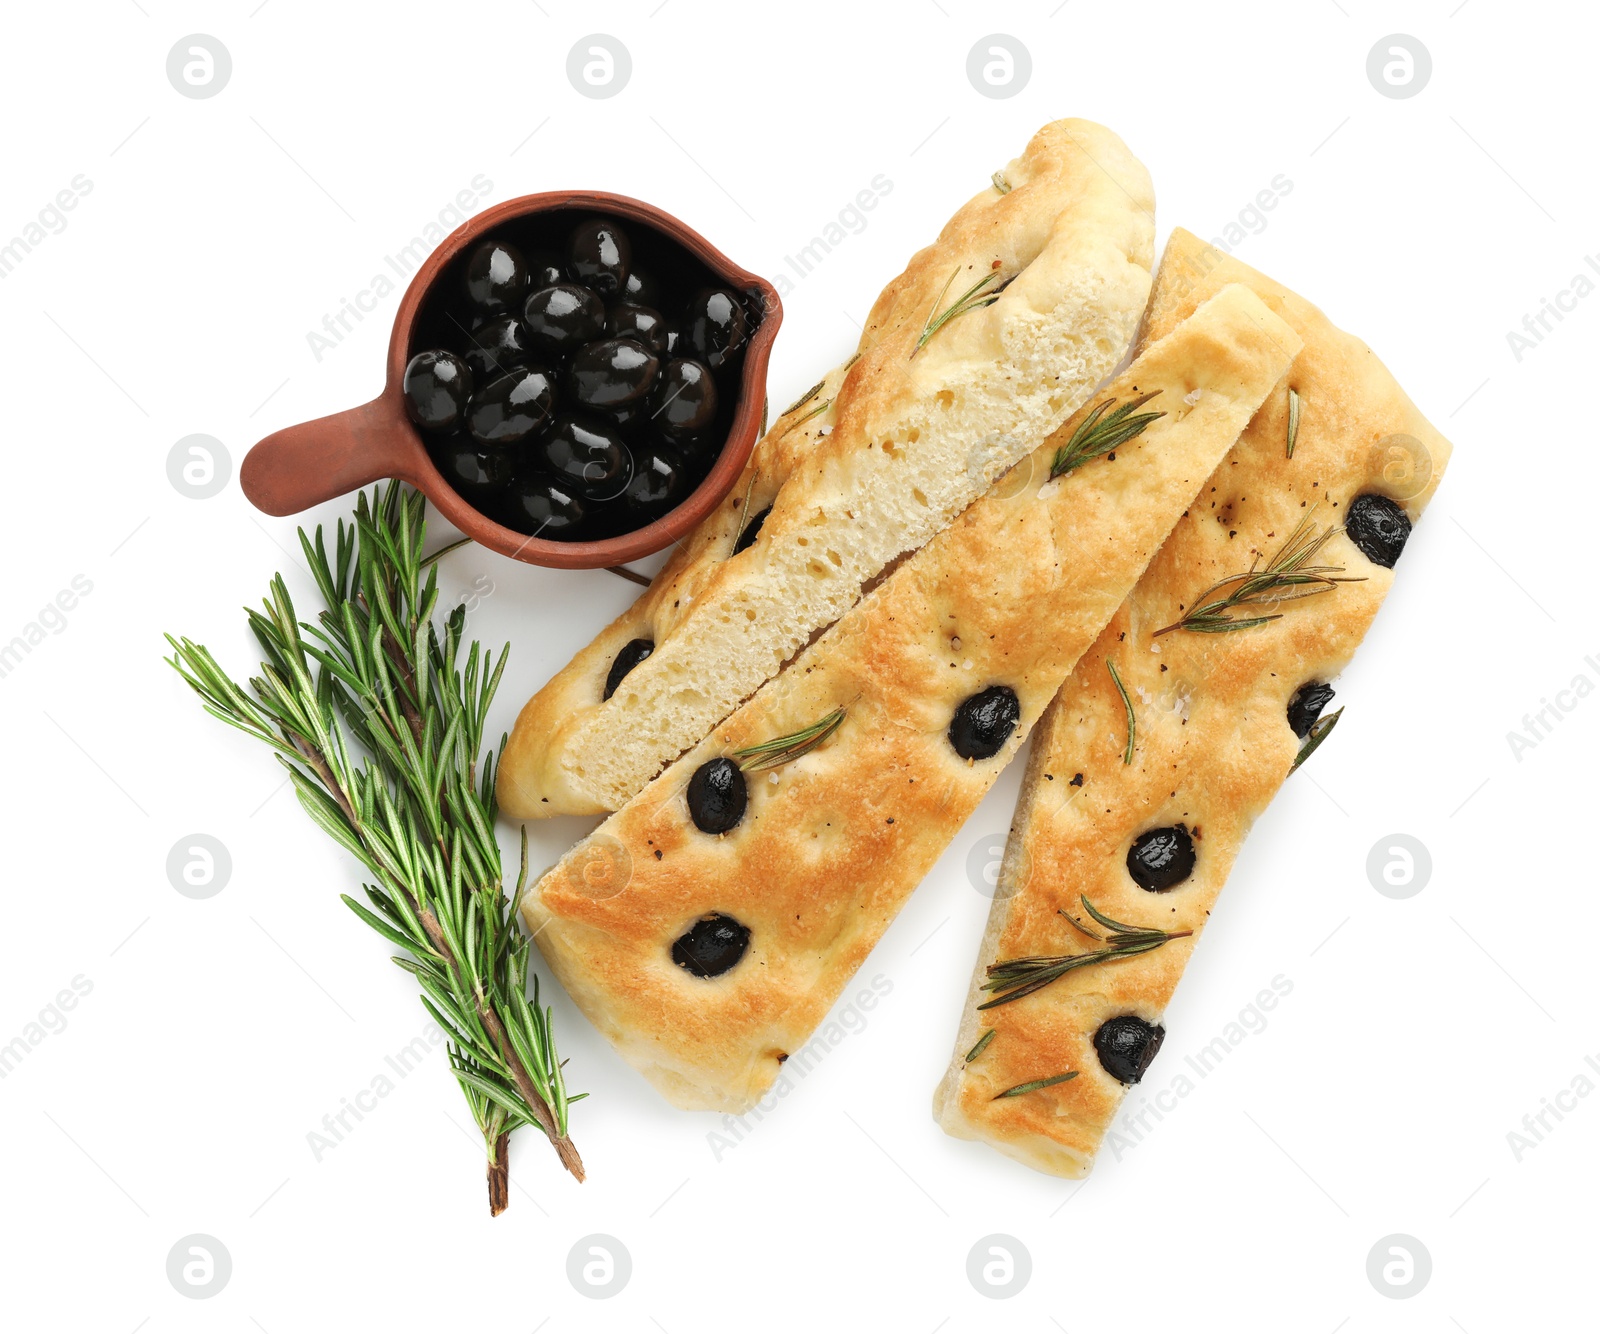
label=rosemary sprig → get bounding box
[966,1029,997,1063]
[782,376,826,418]
[913,266,1005,357]
[1289,706,1343,774]
[1049,392,1166,479]
[784,396,832,436]
[979,896,1192,1010]
[991,170,1011,194]
[1153,516,1364,637]
[732,706,847,772]
[993,1071,1077,1099]
[1108,658,1135,765]
[1286,387,1304,459]
[166,483,583,1214]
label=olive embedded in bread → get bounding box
[1287,682,1336,738]
[607,302,670,355]
[533,415,630,500]
[604,638,655,700]
[1126,825,1196,892]
[948,686,1021,760]
[1094,1015,1165,1084]
[682,286,748,369]
[500,473,585,538]
[567,217,632,296]
[434,435,516,499]
[463,315,535,382]
[523,283,607,356]
[465,365,557,447]
[403,350,472,432]
[733,505,770,554]
[652,358,718,438]
[462,238,528,313]
[1345,493,1411,568]
[687,757,747,834]
[671,913,750,978]
[620,446,688,522]
[568,337,660,410]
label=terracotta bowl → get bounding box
[240,191,782,568]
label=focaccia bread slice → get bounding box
[933,228,1452,1177]
[499,119,1156,818]
[526,283,1301,1111]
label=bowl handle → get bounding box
[240,396,418,517]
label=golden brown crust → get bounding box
[933,229,1453,1176]
[499,119,1156,818]
[526,283,1300,1111]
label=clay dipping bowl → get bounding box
[240,191,781,568]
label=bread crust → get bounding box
[933,229,1453,1176]
[526,283,1300,1111]
[499,120,1156,818]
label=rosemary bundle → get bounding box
[166,484,582,1214]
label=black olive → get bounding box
[608,302,670,355]
[433,435,516,500]
[526,249,565,288]
[733,505,770,554]
[682,287,748,370]
[1094,1015,1165,1084]
[604,638,655,700]
[462,239,528,313]
[1127,826,1196,892]
[623,268,660,307]
[1345,493,1411,568]
[1287,682,1337,739]
[402,349,472,433]
[568,337,660,410]
[567,217,632,296]
[652,358,718,438]
[687,757,747,834]
[533,415,630,500]
[671,912,750,978]
[462,315,534,382]
[620,446,687,522]
[500,473,585,538]
[465,365,557,447]
[523,283,607,356]
[948,686,1021,761]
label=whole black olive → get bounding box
[604,638,655,700]
[569,337,660,410]
[682,287,748,370]
[602,396,651,434]
[620,446,687,522]
[1094,1015,1165,1084]
[523,283,607,356]
[733,505,770,554]
[567,216,631,296]
[533,415,630,500]
[623,268,660,306]
[462,314,533,382]
[652,358,718,438]
[1127,826,1196,892]
[526,249,565,288]
[500,473,585,538]
[462,239,528,313]
[1287,682,1337,739]
[403,349,472,433]
[949,685,1021,760]
[434,435,517,501]
[1345,493,1411,568]
[687,756,747,834]
[608,302,670,355]
[465,365,557,447]
[671,912,750,978]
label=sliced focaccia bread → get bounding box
[933,228,1452,1178]
[525,283,1301,1111]
[498,119,1157,818]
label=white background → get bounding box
[1,1,1593,1329]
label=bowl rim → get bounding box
[386,190,781,569]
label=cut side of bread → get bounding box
[499,119,1157,818]
[933,229,1452,1178]
[525,283,1301,1112]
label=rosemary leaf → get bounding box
[782,377,827,418]
[1108,658,1135,765]
[992,170,1011,194]
[1049,392,1166,479]
[966,1029,997,1063]
[732,706,847,772]
[1289,706,1343,774]
[993,1070,1078,1099]
[913,267,1004,357]
[1286,387,1303,459]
